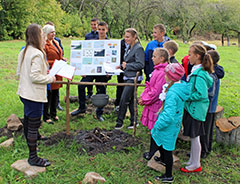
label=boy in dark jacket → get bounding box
[163,40,179,64]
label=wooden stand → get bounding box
[55,73,145,136]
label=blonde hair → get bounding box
[157,81,175,114]
[125,28,139,41]
[153,24,166,33]
[154,48,169,63]
[164,40,179,55]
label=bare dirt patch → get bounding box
[44,127,141,156]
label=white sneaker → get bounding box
[127,123,139,129]
[115,122,123,130]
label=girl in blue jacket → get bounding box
[181,44,213,173]
[143,63,191,183]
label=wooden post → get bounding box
[133,72,140,137]
[66,80,70,135]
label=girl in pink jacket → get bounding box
[139,48,169,130]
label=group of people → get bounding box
[140,35,224,182]
[16,19,224,183]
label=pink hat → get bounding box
[164,63,185,82]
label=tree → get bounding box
[154,0,208,43]
[0,0,34,40]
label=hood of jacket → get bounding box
[169,81,191,102]
[192,68,213,88]
[214,64,225,79]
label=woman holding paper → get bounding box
[43,24,64,123]
[115,28,145,129]
[17,24,55,167]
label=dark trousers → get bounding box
[43,89,59,121]
[200,113,215,154]
[87,85,93,97]
[114,73,124,107]
[78,76,109,117]
[116,79,135,124]
[149,137,173,177]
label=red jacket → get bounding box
[182,55,189,78]
[45,39,63,90]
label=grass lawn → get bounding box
[0,38,239,184]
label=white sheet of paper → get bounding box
[103,63,123,75]
[49,60,76,80]
[57,64,75,80]
[49,60,66,76]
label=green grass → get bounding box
[0,39,239,184]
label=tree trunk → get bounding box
[227,35,230,46]
[188,23,196,40]
[238,32,240,48]
[222,34,224,46]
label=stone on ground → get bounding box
[7,114,23,131]
[0,138,14,148]
[82,172,106,184]
[11,159,46,178]
[147,151,180,172]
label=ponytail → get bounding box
[202,53,214,73]
[157,81,175,114]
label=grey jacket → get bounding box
[123,42,145,78]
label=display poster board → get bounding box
[70,40,121,76]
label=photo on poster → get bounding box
[71,62,82,70]
[94,49,105,57]
[71,63,82,75]
[93,58,104,65]
[112,57,117,63]
[107,42,118,49]
[106,50,112,57]
[83,49,93,57]
[97,66,102,73]
[104,57,111,64]
[71,50,81,59]
[94,41,104,49]
[112,50,117,56]
[82,42,92,49]
[71,42,82,50]
[90,68,96,73]
[82,58,92,64]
